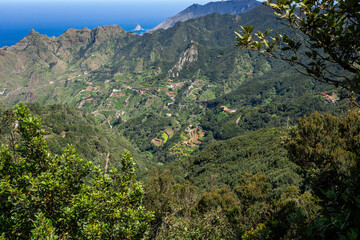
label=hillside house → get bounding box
[321,93,336,103]
[221,106,236,114]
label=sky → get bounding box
[0,0,213,28]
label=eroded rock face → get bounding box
[168,42,199,78]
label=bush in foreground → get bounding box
[0,104,153,239]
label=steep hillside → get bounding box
[0,25,138,105]
[0,104,152,176]
[185,127,302,194]
[199,69,350,141]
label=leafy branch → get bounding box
[236,0,360,94]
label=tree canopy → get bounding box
[236,0,360,94]
[283,112,360,239]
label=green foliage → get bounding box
[236,0,360,93]
[284,112,360,239]
[201,68,350,141]
[267,186,321,239]
[0,104,153,239]
[1,4,359,239]
[154,207,235,240]
[143,168,241,239]
[234,173,272,227]
[152,128,304,238]
[241,224,269,240]
[22,104,151,175]
[144,168,198,238]
[188,128,302,194]
[118,113,175,152]
[197,187,240,216]
[236,112,360,239]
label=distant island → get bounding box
[134,24,144,31]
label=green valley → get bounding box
[1,0,359,238]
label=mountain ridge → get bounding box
[0,5,276,109]
[148,0,262,32]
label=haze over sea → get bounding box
[0,0,211,48]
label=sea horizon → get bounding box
[0,24,151,48]
[0,0,213,48]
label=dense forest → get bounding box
[1,0,360,239]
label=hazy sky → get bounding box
[0,0,215,29]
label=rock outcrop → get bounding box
[134,24,144,31]
[168,42,199,78]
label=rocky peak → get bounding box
[59,28,92,46]
[93,25,124,33]
[90,25,126,43]
[187,4,201,10]
[29,29,40,36]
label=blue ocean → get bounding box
[0,1,200,48]
[0,25,148,48]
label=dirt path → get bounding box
[3,79,67,101]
